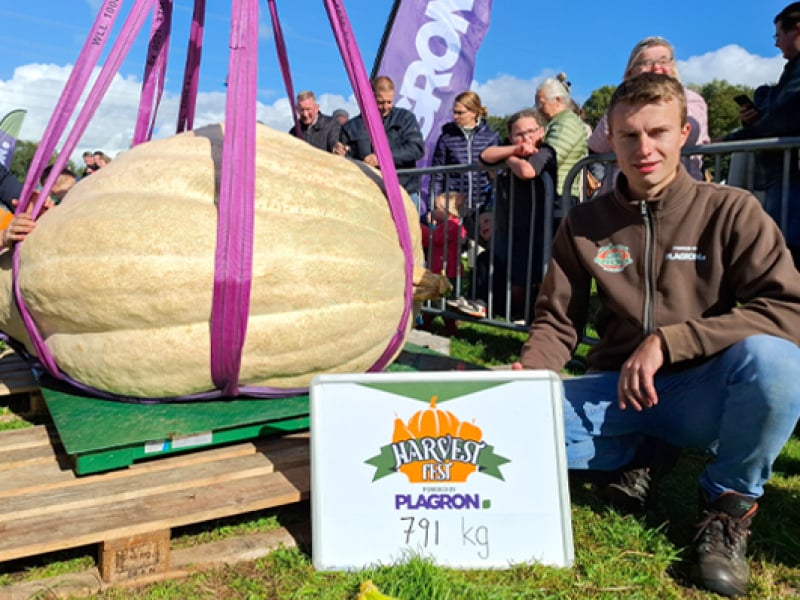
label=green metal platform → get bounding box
[42,344,483,475]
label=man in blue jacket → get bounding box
[334,76,424,213]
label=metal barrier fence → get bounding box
[562,136,800,230]
[400,136,800,334]
[400,163,556,332]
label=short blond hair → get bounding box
[434,192,465,218]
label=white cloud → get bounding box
[0,44,787,172]
[677,44,785,88]
[471,71,553,117]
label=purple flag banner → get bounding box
[0,131,17,170]
[374,0,492,167]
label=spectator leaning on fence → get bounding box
[430,91,500,212]
[334,76,425,215]
[478,109,557,319]
[589,36,710,191]
[724,2,800,267]
[514,73,800,598]
[534,74,588,204]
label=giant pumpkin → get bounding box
[0,123,429,398]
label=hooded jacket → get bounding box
[520,166,800,372]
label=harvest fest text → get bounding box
[365,395,510,487]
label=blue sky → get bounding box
[0,1,791,163]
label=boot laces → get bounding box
[694,510,751,559]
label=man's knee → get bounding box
[729,335,800,376]
[726,335,800,413]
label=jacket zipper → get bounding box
[463,128,475,208]
[640,200,655,336]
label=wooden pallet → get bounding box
[0,348,43,415]
[0,425,310,583]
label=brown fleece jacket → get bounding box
[520,166,800,372]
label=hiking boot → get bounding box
[603,436,681,514]
[604,467,653,513]
[692,491,758,597]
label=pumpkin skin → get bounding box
[0,123,424,398]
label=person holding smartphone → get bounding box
[725,3,800,266]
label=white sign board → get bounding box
[310,370,573,571]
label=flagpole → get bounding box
[370,0,401,79]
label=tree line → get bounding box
[7,79,754,184]
[487,79,756,142]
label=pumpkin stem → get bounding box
[429,395,438,409]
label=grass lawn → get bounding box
[1,322,798,599]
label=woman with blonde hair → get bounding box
[430,90,500,211]
[588,36,710,181]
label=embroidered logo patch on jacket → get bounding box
[594,244,634,273]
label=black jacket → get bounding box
[340,107,424,194]
[0,164,21,212]
[289,113,341,153]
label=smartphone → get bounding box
[734,94,756,111]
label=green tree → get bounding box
[485,114,509,141]
[580,85,615,129]
[8,140,75,185]
[691,79,755,140]
[9,140,40,183]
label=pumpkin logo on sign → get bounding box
[365,396,510,484]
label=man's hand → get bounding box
[2,194,53,248]
[739,105,759,126]
[363,153,379,168]
[617,333,665,411]
[3,213,37,247]
[332,142,349,156]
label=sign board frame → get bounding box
[310,370,573,571]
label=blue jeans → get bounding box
[562,335,800,499]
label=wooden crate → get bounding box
[0,426,309,583]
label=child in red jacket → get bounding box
[419,192,466,335]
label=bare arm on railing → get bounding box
[480,141,539,180]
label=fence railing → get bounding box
[562,137,800,233]
[399,136,800,334]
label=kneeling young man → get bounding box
[514,73,800,597]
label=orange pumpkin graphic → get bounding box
[392,396,483,483]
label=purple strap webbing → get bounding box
[323,0,414,371]
[134,0,173,145]
[208,0,258,397]
[14,0,157,379]
[9,0,413,402]
[267,0,299,137]
[176,0,206,133]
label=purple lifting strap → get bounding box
[323,0,415,371]
[208,0,258,397]
[134,0,173,145]
[267,0,299,137]
[176,0,206,133]
[9,0,414,402]
[14,0,158,380]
